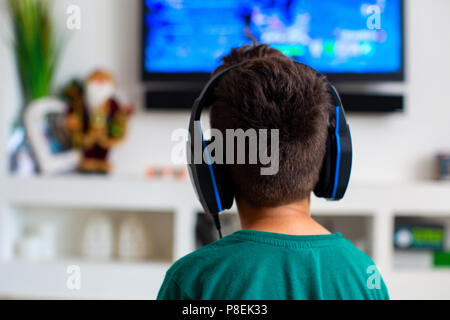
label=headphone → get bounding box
[188,60,352,238]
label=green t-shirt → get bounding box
[157,230,389,300]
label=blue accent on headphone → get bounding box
[331,106,341,199]
[199,124,223,212]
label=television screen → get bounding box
[142,0,403,81]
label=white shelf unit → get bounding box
[1,176,450,299]
[0,175,200,300]
[0,260,170,300]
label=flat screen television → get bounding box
[141,0,404,82]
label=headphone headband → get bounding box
[191,60,348,122]
[191,62,246,121]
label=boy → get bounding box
[157,44,389,300]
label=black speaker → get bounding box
[145,89,201,110]
[145,90,404,113]
[339,93,404,113]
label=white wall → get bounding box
[1,0,450,183]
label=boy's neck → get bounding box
[237,197,331,236]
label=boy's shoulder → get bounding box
[167,232,375,275]
[166,232,364,279]
[166,234,242,278]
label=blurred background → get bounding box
[0,0,449,299]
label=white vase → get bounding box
[117,215,152,261]
[81,214,114,260]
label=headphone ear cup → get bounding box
[191,140,235,214]
[314,128,336,199]
[189,162,222,213]
[188,139,223,214]
[214,164,234,210]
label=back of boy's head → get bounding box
[210,43,332,208]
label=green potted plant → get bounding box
[7,0,61,106]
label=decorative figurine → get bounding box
[62,70,132,174]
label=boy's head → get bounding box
[210,44,332,208]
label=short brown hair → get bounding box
[210,44,331,207]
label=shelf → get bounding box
[5,175,198,211]
[312,180,450,213]
[385,269,450,300]
[0,259,170,300]
[5,176,450,213]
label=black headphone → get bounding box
[188,60,352,237]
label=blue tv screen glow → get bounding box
[143,0,403,78]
